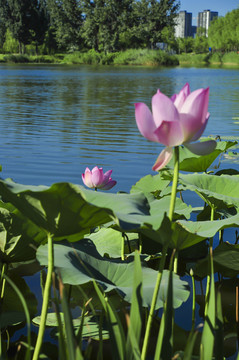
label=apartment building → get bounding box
[175,11,192,38]
[197,10,218,37]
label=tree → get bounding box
[132,0,180,49]
[161,26,177,51]
[148,0,180,48]
[131,0,151,48]
[208,9,239,51]
[29,0,49,55]
[193,35,208,54]
[177,37,193,54]
[197,27,206,37]
[82,0,134,53]
[0,0,34,53]
[47,0,83,51]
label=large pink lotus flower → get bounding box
[135,83,217,171]
[82,166,117,190]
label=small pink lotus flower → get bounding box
[135,83,216,171]
[82,166,117,190]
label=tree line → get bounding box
[0,0,180,54]
[208,8,239,52]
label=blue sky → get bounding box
[179,0,239,24]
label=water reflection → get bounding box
[0,64,238,191]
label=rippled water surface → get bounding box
[0,64,238,191]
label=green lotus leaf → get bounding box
[0,179,154,238]
[179,213,239,238]
[32,313,109,340]
[88,228,123,258]
[0,204,38,263]
[177,173,239,210]
[130,173,170,195]
[0,178,186,239]
[141,219,206,251]
[149,195,192,220]
[36,240,190,310]
[88,228,138,258]
[165,140,237,172]
[0,272,37,325]
[195,243,239,278]
[0,311,26,327]
[0,178,186,237]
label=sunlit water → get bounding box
[0,64,238,192]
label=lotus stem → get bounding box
[33,233,54,360]
[170,146,179,273]
[173,251,178,273]
[168,146,179,222]
[121,233,125,261]
[139,233,142,253]
[0,263,7,301]
[141,245,167,360]
[205,205,215,316]
[190,268,196,329]
[141,146,179,360]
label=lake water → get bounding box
[0,64,238,192]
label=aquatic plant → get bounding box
[82,166,117,190]
[135,83,216,170]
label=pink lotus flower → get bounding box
[82,166,117,190]
[135,83,216,171]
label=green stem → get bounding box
[141,246,167,360]
[168,146,179,221]
[141,146,179,360]
[121,233,125,261]
[141,146,180,360]
[173,251,178,274]
[0,263,7,301]
[190,269,196,329]
[171,147,179,274]
[205,205,215,316]
[138,234,142,254]
[33,233,54,360]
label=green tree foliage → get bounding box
[208,9,239,51]
[197,27,206,37]
[30,0,49,54]
[2,28,18,52]
[0,0,180,53]
[148,0,180,48]
[0,0,49,54]
[132,0,179,48]
[176,37,193,54]
[47,0,83,51]
[130,0,150,48]
[0,0,33,53]
[82,0,134,53]
[193,35,208,54]
[161,26,177,51]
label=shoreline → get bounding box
[0,50,238,68]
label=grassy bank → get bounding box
[0,49,179,66]
[1,50,238,67]
[176,51,239,66]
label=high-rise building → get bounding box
[175,11,192,38]
[197,10,218,37]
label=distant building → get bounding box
[191,26,197,38]
[175,11,192,38]
[197,10,218,37]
